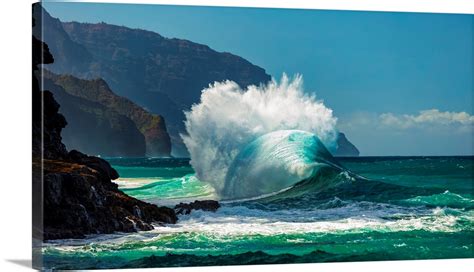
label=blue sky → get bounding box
[43,2,473,155]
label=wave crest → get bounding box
[182,74,338,196]
[223,130,339,200]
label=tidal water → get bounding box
[42,156,474,269]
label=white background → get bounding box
[0,0,472,271]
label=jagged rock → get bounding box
[32,4,178,241]
[67,150,119,180]
[174,200,220,215]
[32,35,68,160]
[36,158,177,240]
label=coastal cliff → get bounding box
[33,4,360,158]
[33,7,177,240]
[41,76,147,157]
[33,5,272,156]
[42,70,171,157]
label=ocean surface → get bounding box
[42,156,474,269]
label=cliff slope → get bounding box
[33,5,271,156]
[43,70,171,157]
[41,76,147,157]
[33,4,360,157]
[334,133,360,157]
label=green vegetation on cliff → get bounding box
[43,70,171,157]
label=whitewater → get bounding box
[182,74,339,197]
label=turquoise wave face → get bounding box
[223,130,341,200]
[118,174,216,205]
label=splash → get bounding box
[182,74,338,196]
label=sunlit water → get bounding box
[42,156,474,269]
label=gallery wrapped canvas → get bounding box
[32,1,473,270]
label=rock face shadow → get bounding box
[6,259,31,268]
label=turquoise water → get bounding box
[41,154,474,269]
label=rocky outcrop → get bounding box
[33,5,271,156]
[36,150,177,240]
[33,4,177,241]
[333,132,360,157]
[32,35,68,160]
[174,200,220,215]
[67,150,119,180]
[42,70,171,157]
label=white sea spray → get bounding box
[182,74,338,195]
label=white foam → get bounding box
[154,204,471,237]
[44,203,473,252]
[182,74,338,194]
[113,177,164,189]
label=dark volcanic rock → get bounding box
[33,3,177,241]
[32,33,68,160]
[35,90,69,159]
[174,200,220,215]
[333,132,360,157]
[36,158,177,240]
[67,150,119,180]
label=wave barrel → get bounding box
[222,130,341,200]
